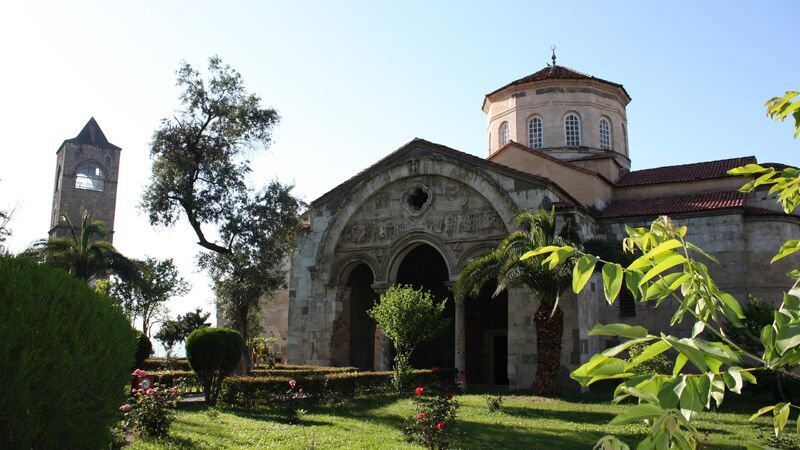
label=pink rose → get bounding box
[146,388,156,395]
[298,388,303,394]
[131,388,137,395]
[119,404,131,412]
[289,379,297,388]
[132,369,147,377]
[415,387,424,396]
[417,412,425,420]
[436,422,446,430]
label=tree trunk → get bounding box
[533,302,563,397]
[234,312,251,376]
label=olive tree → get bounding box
[140,56,304,370]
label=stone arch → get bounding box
[314,154,520,284]
[383,231,455,283]
[455,243,501,274]
[331,253,378,287]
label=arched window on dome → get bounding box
[499,121,510,146]
[75,162,106,192]
[599,117,612,150]
[564,113,581,147]
[528,116,543,149]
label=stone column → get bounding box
[454,296,466,377]
[445,280,466,378]
[371,281,392,371]
[373,326,392,371]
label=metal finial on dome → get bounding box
[551,45,557,66]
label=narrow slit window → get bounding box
[500,122,510,146]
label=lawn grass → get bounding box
[128,392,781,449]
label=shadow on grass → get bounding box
[501,405,617,425]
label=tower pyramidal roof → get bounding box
[64,117,121,150]
[484,57,631,103]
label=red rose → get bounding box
[431,367,440,373]
[415,387,424,396]
[436,422,446,430]
[417,412,425,420]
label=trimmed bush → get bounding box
[135,331,154,368]
[219,368,456,408]
[0,256,136,449]
[250,367,358,377]
[147,370,202,394]
[185,327,243,405]
[142,357,192,371]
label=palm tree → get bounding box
[26,210,137,283]
[455,209,578,396]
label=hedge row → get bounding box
[219,368,457,408]
[146,370,202,394]
[141,358,192,371]
[250,367,358,377]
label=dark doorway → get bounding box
[493,335,509,385]
[465,283,508,385]
[348,264,377,370]
[396,244,454,369]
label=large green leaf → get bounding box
[608,403,664,425]
[639,254,686,286]
[628,239,683,271]
[573,254,598,294]
[588,323,649,338]
[602,263,623,305]
[772,240,800,263]
[571,354,634,386]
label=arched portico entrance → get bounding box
[394,244,454,369]
[346,264,377,370]
[465,285,509,385]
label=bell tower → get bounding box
[49,118,121,242]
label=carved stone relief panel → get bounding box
[336,175,507,252]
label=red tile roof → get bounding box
[601,191,746,219]
[616,156,756,187]
[485,65,630,100]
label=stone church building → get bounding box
[282,56,798,390]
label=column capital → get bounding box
[370,281,392,294]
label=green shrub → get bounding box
[368,285,449,391]
[135,331,154,368]
[0,256,136,449]
[185,327,243,406]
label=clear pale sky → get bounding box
[1,1,798,351]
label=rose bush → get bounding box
[404,373,460,450]
[120,370,180,438]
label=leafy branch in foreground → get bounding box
[525,163,800,448]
